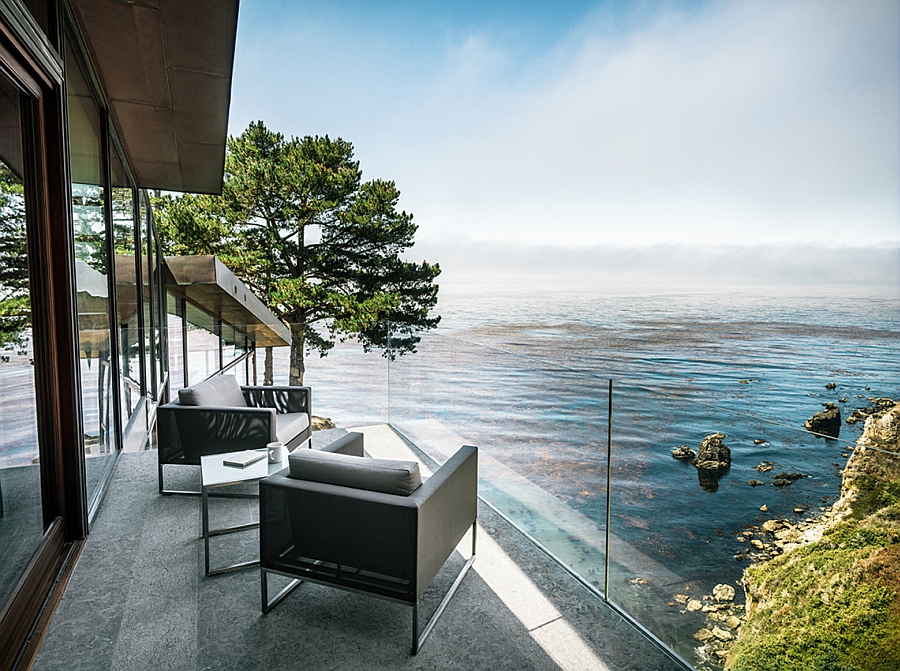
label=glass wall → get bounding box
[146,201,166,400]
[166,293,185,392]
[0,69,43,613]
[139,192,154,400]
[110,145,141,424]
[66,38,117,504]
[166,291,254,390]
[185,302,219,385]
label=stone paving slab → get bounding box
[33,426,683,671]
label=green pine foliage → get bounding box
[154,121,440,384]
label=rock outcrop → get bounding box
[804,402,841,437]
[693,433,731,471]
[727,401,900,671]
[311,415,336,431]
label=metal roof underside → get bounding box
[69,0,239,194]
[166,256,291,348]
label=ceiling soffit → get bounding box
[69,0,239,194]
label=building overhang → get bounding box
[69,0,239,194]
[166,256,291,348]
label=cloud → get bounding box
[231,0,899,255]
[383,1,899,248]
[408,239,900,290]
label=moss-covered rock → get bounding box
[727,402,900,671]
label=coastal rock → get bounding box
[671,445,696,460]
[846,398,896,425]
[693,433,731,471]
[713,583,735,602]
[686,599,703,611]
[825,382,836,390]
[748,480,765,487]
[725,616,742,629]
[773,472,805,487]
[804,403,841,437]
[311,415,336,431]
[761,519,785,533]
[754,461,774,472]
[712,626,733,642]
[693,628,715,642]
[753,439,766,445]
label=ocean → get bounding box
[298,282,900,667]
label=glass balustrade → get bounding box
[362,324,873,670]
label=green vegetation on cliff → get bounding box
[727,403,900,671]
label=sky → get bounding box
[229,0,900,287]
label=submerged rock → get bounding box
[671,445,696,460]
[773,472,806,487]
[753,461,774,472]
[693,432,731,471]
[748,480,765,487]
[804,402,841,437]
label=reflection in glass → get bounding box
[67,39,116,500]
[185,303,218,385]
[149,216,166,397]
[111,146,140,422]
[0,71,43,610]
[222,324,236,366]
[167,292,184,391]
[139,192,154,398]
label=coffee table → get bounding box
[200,449,289,576]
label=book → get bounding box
[223,451,266,467]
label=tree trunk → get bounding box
[289,323,305,386]
[264,346,273,385]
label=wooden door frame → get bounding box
[0,3,88,668]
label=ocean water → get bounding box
[300,283,899,667]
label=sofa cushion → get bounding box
[275,412,310,444]
[178,375,247,408]
[288,449,422,496]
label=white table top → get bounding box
[200,449,289,488]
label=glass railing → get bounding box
[299,322,891,669]
[373,327,874,670]
[606,381,857,668]
[387,332,611,595]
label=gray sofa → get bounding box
[157,375,312,494]
[259,433,478,654]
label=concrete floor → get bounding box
[32,426,683,671]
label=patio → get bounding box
[32,426,681,671]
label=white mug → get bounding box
[267,442,286,463]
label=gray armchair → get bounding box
[259,434,477,654]
[157,375,311,494]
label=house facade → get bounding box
[0,2,248,668]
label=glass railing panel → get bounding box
[387,330,611,595]
[297,339,390,428]
[607,381,858,669]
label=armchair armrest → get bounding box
[242,385,310,415]
[410,445,478,599]
[158,403,276,464]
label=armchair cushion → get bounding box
[288,448,422,496]
[178,375,247,408]
[276,413,310,445]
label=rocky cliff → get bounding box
[726,402,900,671]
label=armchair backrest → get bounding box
[260,444,478,603]
[288,448,423,496]
[178,375,246,407]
